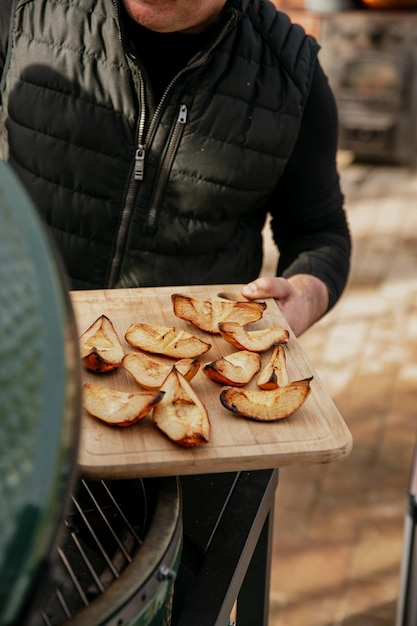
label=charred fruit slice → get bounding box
[79,315,125,373]
[83,383,164,427]
[257,345,289,390]
[123,351,200,389]
[203,350,261,386]
[153,369,210,447]
[218,322,289,353]
[220,377,313,421]
[172,293,266,334]
[125,323,211,358]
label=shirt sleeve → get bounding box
[268,59,351,311]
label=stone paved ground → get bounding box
[264,160,417,626]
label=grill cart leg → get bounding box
[172,469,278,626]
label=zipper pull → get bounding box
[178,103,187,124]
[134,145,145,181]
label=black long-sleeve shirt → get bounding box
[120,15,350,309]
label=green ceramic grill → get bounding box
[0,159,81,625]
[0,161,181,626]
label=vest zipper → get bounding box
[108,72,147,288]
[138,12,236,231]
[145,102,187,231]
[108,11,237,287]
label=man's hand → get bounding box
[241,274,329,337]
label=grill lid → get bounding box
[0,161,81,625]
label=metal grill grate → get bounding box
[38,477,153,625]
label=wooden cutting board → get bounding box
[71,285,352,479]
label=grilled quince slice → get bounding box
[153,369,210,447]
[172,293,266,334]
[203,350,261,387]
[123,352,200,390]
[79,315,125,373]
[220,377,312,422]
[125,323,211,358]
[218,322,289,353]
[83,383,164,427]
[257,345,289,390]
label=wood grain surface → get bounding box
[70,285,352,479]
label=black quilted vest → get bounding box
[0,0,319,289]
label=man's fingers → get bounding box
[242,277,290,300]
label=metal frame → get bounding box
[172,469,278,626]
[397,443,417,626]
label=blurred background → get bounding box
[266,1,417,624]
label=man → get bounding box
[0,0,350,338]
[0,2,351,621]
